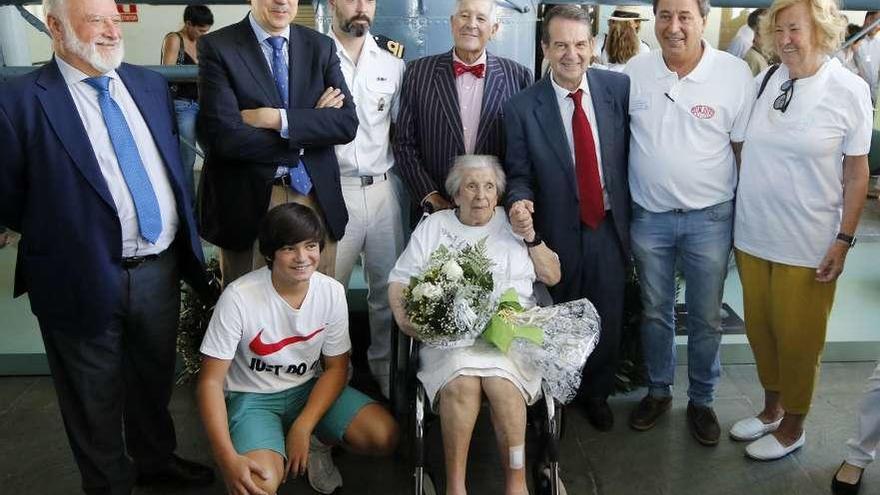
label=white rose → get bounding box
[442,260,464,281]
[421,282,444,300]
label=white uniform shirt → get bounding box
[856,34,880,102]
[200,268,351,393]
[329,30,405,177]
[624,43,755,212]
[549,72,609,208]
[735,58,873,268]
[57,56,179,257]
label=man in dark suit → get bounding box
[394,0,532,214]
[0,0,212,492]
[504,5,631,432]
[197,0,358,284]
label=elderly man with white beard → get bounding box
[0,0,213,493]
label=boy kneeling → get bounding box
[198,203,399,495]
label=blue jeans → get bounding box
[173,98,198,203]
[630,200,733,406]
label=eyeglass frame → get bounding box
[773,78,797,113]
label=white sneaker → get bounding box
[745,430,805,461]
[729,416,783,441]
[308,436,342,494]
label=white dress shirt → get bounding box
[57,56,179,257]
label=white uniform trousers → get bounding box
[334,173,406,396]
[846,362,880,468]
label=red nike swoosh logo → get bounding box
[248,327,325,356]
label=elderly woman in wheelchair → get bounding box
[388,155,561,495]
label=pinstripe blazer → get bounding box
[394,50,533,204]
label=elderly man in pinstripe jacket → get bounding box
[394,0,533,214]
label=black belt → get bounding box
[121,249,167,269]
[359,173,386,186]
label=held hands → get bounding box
[283,421,312,482]
[815,241,849,283]
[315,87,345,109]
[218,453,270,495]
[508,200,536,241]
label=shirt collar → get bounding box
[452,49,487,67]
[654,39,715,82]
[56,54,119,87]
[328,28,380,62]
[549,70,589,100]
[249,11,290,46]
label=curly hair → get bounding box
[759,0,847,57]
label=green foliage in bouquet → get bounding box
[176,257,222,384]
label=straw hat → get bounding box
[609,5,650,22]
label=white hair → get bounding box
[454,0,498,23]
[42,0,65,17]
[445,155,506,199]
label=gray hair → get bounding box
[42,0,65,17]
[445,155,506,199]
[453,0,498,24]
[542,5,592,45]
[652,0,711,19]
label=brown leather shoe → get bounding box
[687,402,720,446]
[629,395,672,431]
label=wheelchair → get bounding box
[388,284,566,495]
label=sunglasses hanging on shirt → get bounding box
[773,78,797,113]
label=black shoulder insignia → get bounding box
[373,34,405,59]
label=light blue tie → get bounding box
[84,76,162,244]
[265,36,312,195]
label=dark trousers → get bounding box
[39,250,181,495]
[553,214,626,399]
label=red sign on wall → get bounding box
[116,4,138,22]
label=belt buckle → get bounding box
[360,176,374,186]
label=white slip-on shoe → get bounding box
[745,430,805,461]
[729,416,783,441]
[308,436,343,494]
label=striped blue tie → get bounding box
[265,36,312,196]
[85,76,162,244]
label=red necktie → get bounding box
[453,61,485,78]
[568,89,605,229]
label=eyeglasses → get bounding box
[773,78,797,113]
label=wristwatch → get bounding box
[524,233,543,248]
[836,232,856,248]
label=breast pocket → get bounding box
[364,78,396,124]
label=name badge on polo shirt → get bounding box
[630,97,650,112]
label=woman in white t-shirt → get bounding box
[197,203,399,495]
[388,156,561,495]
[730,0,872,463]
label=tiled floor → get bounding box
[2,362,880,494]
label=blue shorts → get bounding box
[226,379,374,459]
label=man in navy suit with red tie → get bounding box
[197,0,358,284]
[504,5,631,432]
[394,0,532,214]
[0,0,212,491]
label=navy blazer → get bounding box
[394,50,532,204]
[503,69,631,302]
[197,18,358,249]
[0,60,207,335]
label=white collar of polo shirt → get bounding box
[655,39,715,83]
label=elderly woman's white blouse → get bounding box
[388,207,541,407]
[734,57,873,268]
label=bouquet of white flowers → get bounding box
[403,238,496,347]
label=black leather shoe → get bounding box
[584,397,614,432]
[832,461,864,495]
[135,455,215,487]
[687,402,720,446]
[629,395,672,431]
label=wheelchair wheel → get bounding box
[423,473,437,495]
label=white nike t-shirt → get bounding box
[200,267,351,393]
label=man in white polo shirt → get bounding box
[624,0,754,446]
[327,0,406,401]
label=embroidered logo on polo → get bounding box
[248,327,325,356]
[690,105,716,119]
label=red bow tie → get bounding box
[453,61,485,78]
